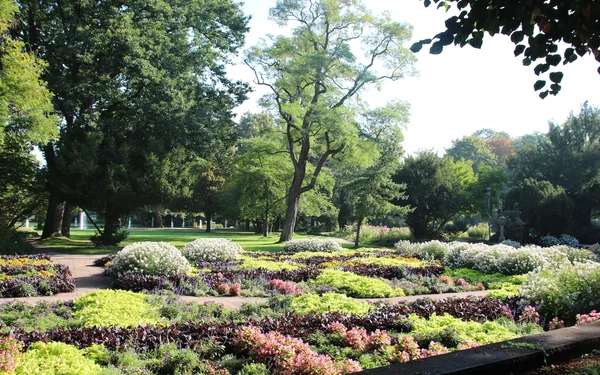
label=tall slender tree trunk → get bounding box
[101,206,119,245]
[41,143,65,238]
[205,212,212,233]
[41,189,64,238]
[61,203,74,238]
[279,172,304,242]
[354,217,364,248]
[152,211,163,228]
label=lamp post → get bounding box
[485,187,492,240]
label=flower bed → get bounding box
[0,255,75,297]
[1,291,588,374]
[95,244,491,298]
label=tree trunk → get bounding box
[41,189,65,238]
[61,203,74,238]
[205,212,212,232]
[245,220,250,230]
[152,211,163,228]
[101,207,119,246]
[279,174,303,242]
[354,217,363,248]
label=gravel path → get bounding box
[3,246,490,308]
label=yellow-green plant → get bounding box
[73,290,162,327]
[291,293,371,315]
[313,269,404,298]
[16,342,102,375]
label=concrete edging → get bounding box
[354,322,600,375]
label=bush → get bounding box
[344,225,412,246]
[559,234,579,247]
[539,235,560,247]
[283,238,342,253]
[467,223,489,240]
[16,341,102,375]
[313,269,404,298]
[107,242,190,277]
[291,293,371,315]
[89,229,129,247]
[0,227,33,254]
[182,238,242,263]
[73,290,162,327]
[522,262,600,321]
[501,240,521,248]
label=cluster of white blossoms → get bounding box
[182,238,242,263]
[107,242,191,277]
[522,261,600,318]
[394,240,598,275]
[283,238,342,253]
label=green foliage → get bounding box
[0,301,73,333]
[506,178,573,238]
[394,152,476,239]
[291,293,371,316]
[15,0,249,243]
[413,1,600,98]
[73,290,162,327]
[522,263,600,321]
[409,313,537,345]
[0,1,57,148]
[246,0,416,241]
[148,343,201,374]
[0,227,33,254]
[442,268,524,286]
[446,135,498,172]
[238,363,270,375]
[239,256,299,271]
[507,103,600,240]
[313,269,404,298]
[16,342,102,375]
[467,223,489,240]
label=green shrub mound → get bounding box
[522,262,600,320]
[291,293,371,315]
[73,290,162,327]
[107,242,190,277]
[182,238,242,263]
[283,238,342,253]
[16,342,102,375]
[313,269,404,298]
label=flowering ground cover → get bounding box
[0,255,75,297]
[0,289,564,375]
[93,241,490,298]
[1,289,599,375]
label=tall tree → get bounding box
[246,0,416,242]
[411,0,600,98]
[0,0,56,232]
[14,0,249,243]
[509,103,600,233]
[446,135,498,172]
[394,152,476,239]
[340,101,411,247]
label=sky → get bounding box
[227,0,600,155]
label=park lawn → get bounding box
[37,228,350,254]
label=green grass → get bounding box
[37,229,352,254]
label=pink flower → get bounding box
[217,283,230,295]
[230,283,241,296]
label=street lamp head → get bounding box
[485,187,492,197]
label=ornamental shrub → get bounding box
[313,269,404,298]
[15,342,102,375]
[107,242,190,277]
[291,293,371,315]
[182,238,242,263]
[467,223,489,240]
[501,240,521,248]
[73,290,162,327]
[522,262,600,321]
[283,238,342,253]
[539,235,560,247]
[0,336,21,373]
